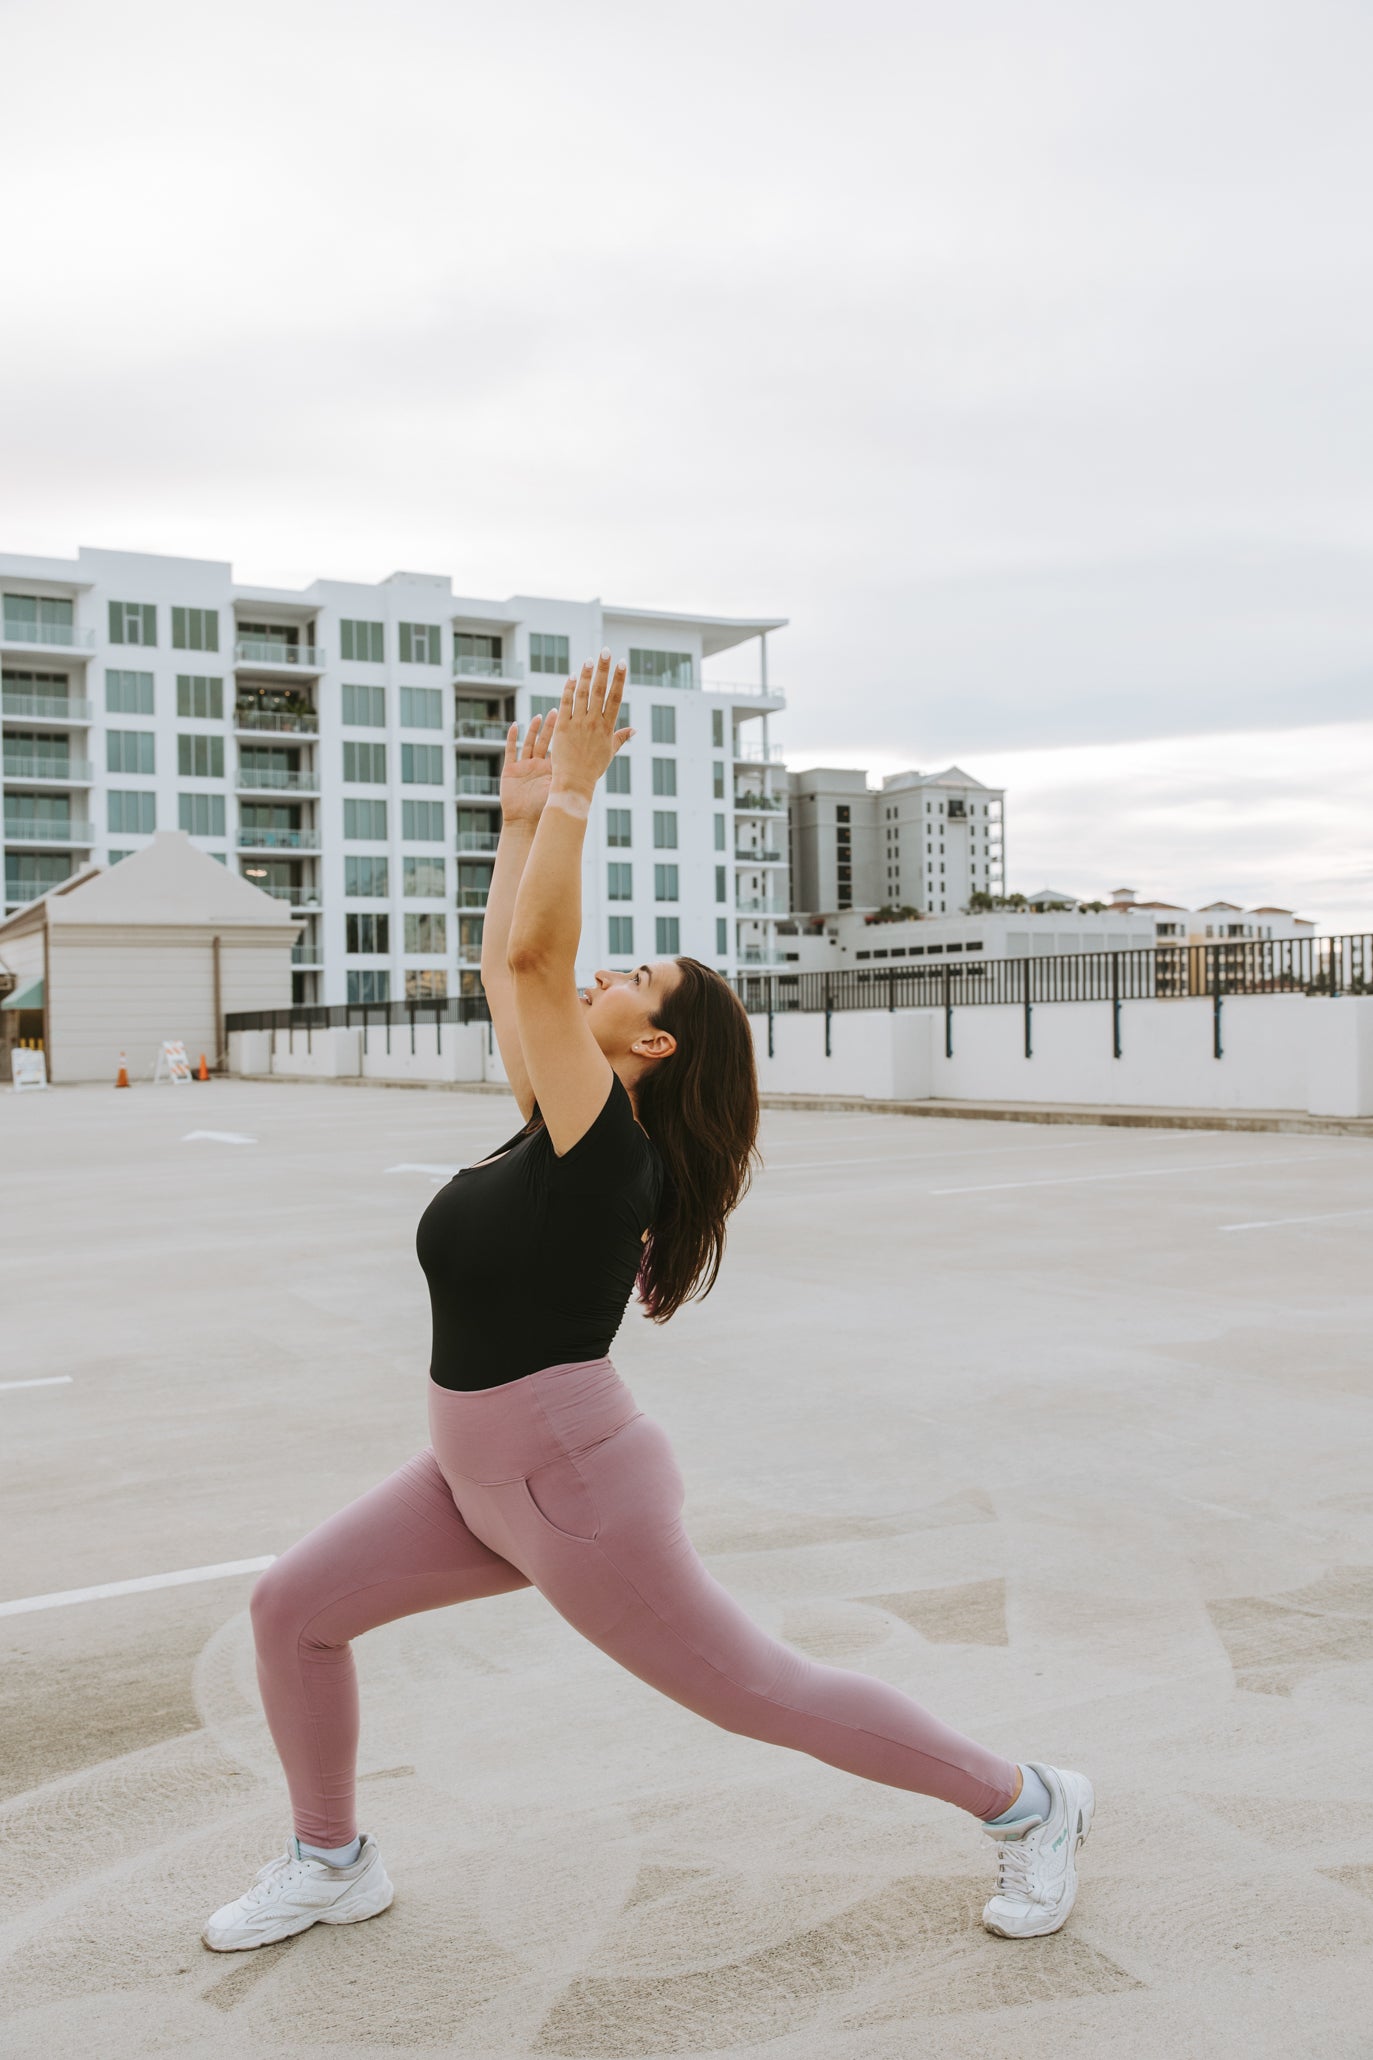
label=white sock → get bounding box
[293,1834,362,1868]
[982,1763,1052,1830]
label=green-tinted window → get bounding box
[401,742,443,784]
[404,911,447,953]
[716,916,728,955]
[346,912,390,953]
[346,969,390,1003]
[108,789,156,833]
[606,808,631,848]
[171,606,219,652]
[529,694,560,719]
[4,593,73,634]
[399,686,443,729]
[176,674,223,719]
[403,855,446,896]
[108,601,157,646]
[343,797,388,839]
[343,740,387,783]
[711,707,724,748]
[655,915,681,954]
[608,915,633,954]
[340,619,384,663]
[179,792,226,836]
[713,760,724,799]
[715,864,727,901]
[344,855,390,896]
[402,799,444,841]
[652,810,677,849]
[650,704,676,744]
[178,734,223,778]
[606,755,630,794]
[629,648,691,689]
[714,812,725,850]
[607,862,632,900]
[105,669,154,714]
[342,683,386,726]
[530,632,570,675]
[107,730,155,774]
[652,757,677,796]
[654,863,679,901]
[405,968,448,1000]
[398,622,441,665]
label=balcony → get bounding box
[4,817,96,845]
[454,652,523,682]
[457,888,490,908]
[1,693,93,726]
[454,718,510,744]
[456,774,501,797]
[704,678,787,707]
[234,639,325,672]
[4,755,94,785]
[234,705,319,737]
[236,828,320,852]
[456,830,500,854]
[734,739,785,763]
[236,767,319,795]
[291,944,324,968]
[738,948,791,965]
[736,896,789,914]
[734,847,786,865]
[1,615,95,656]
[734,792,786,813]
[629,662,694,691]
[245,880,322,907]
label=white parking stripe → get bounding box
[0,1375,73,1393]
[386,1162,464,1177]
[929,1149,1339,1195]
[0,1556,275,1618]
[1220,1204,1373,1232]
[182,1130,257,1145]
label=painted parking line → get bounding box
[0,1555,276,1619]
[0,1375,73,1393]
[1220,1204,1373,1232]
[928,1149,1339,1196]
[182,1130,258,1144]
[386,1163,464,1183]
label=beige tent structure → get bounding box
[0,832,299,1084]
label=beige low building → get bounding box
[0,831,298,1084]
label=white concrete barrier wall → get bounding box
[269,1027,362,1079]
[359,1019,486,1084]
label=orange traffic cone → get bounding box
[115,1050,130,1089]
[197,1051,210,1082]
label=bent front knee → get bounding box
[249,1557,312,1654]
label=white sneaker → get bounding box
[980,1762,1094,1938]
[202,1833,394,1951]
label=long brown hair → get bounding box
[633,956,761,1323]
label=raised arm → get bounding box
[479,714,559,1123]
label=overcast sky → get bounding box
[3,0,1370,927]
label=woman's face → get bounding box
[581,959,682,1058]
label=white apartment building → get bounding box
[787,764,1005,917]
[0,548,787,1003]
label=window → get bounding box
[347,969,390,1003]
[606,808,632,848]
[4,593,73,635]
[608,915,633,954]
[404,911,447,953]
[179,792,226,836]
[402,742,443,785]
[711,708,724,748]
[629,648,692,689]
[653,811,677,849]
[455,631,502,672]
[654,863,679,901]
[405,968,448,1000]
[340,619,384,663]
[530,632,569,675]
[105,669,154,715]
[402,799,444,841]
[342,683,386,726]
[608,862,633,900]
[655,915,680,953]
[400,686,443,729]
[651,704,676,744]
[713,761,724,799]
[344,797,388,839]
[652,757,677,797]
[345,855,389,896]
[108,601,156,645]
[530,694,560,718]
[399,622,442,664]
[109,790,156,833]
[716,916,727,955]
[606,755,630,794]
[343,740,387,783]
[346,912,390,953]
[107,851,132,866]
[178,734,223,778]
[177,674,222,720]
[715,864,726,901]
[403,855,445,896]
[714,813,725,850]
[107,730,155,774]
[171,607,219,652]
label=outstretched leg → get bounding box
[250,1450,531,1848]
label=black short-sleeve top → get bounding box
[416,1069,666,1392]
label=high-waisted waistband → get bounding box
[427,1357,642,1482]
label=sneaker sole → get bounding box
[983,1777,1094,1939]
[201,1878,395,1953]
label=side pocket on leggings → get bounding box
[521,1456,601,1544]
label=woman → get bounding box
[203,650,1094,1953]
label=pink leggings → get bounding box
[251,1358,1020,1846]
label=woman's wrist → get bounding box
[546,782,594,819]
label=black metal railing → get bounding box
[226,997,492,1034]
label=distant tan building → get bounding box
[0,830,297,1083]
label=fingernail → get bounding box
[600,646,611,660]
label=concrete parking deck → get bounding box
[2,1079,1372,2058]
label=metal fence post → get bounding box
[1211,946,1223,1058]
[767,1007,774,1059]
[1023,957,1032,1058]
[824,973,832,1058]
[943,963,953,1058]
[1112,951,1121,1059]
